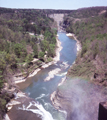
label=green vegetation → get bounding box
[0,7,58,118]
[0,91,14,120]
[67,7,107,18]
[64,7,107,83]
[1,6,107,118]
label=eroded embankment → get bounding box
[51,78,107,120]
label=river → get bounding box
[11,32,107,120]
[18,32,77,120]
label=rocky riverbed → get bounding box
[6,91,41,120]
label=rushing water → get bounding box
[19,32,77,120]
[18,32,107,120]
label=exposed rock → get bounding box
[99,10,106,15]
[7,91,41,120]
[51,78,107,120]
[51,90,72,120]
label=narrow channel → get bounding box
[18,32,77,120]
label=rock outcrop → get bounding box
[51,78,107,120]
[51,90,72,120]
[7,91,41,120]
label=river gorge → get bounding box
[7,32,107,120]
[18,32,77,120]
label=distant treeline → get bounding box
[1,6,107,14]
[0,7,74,14]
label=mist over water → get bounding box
[58,78,107,120]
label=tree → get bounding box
[40,40,49,51]
[14,43,27,59]
[33,44,38,57]
[38,51,45,59]
[47,44,55,57]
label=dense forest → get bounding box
[0,7,59,119]
[64,7,107,85]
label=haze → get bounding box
[0,0,107,9]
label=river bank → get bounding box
[5,91,42,120]
[5,32,77,120]
[66,33,81,54]
[18,32,77,120]
[4,35,62,120]
[55,33,82,88]
[51,77,107,120]
[50,33,107,120]
[14,36,62,84]
[50,33,82,119]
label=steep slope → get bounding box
[64,7,107,86]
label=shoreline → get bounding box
[5,34,62,120]
[5,32,81,120]
[58,33,81,87]
[50,33,82,112]
[66,33,81,54]
[14,35,62,84]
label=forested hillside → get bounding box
[1,6,107,119]
[0,7,58,119]
[64,7,107,85]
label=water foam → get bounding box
[56,72,67,77]
[58,76,66,86]
[35,94,46,100]
[44,102,53,110]
[36,94,49,101]
[44,68,61,81]
[18,101,54,120]
[60,61,69,69]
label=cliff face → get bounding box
[51,78,107,120]
[51,89,73,120]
